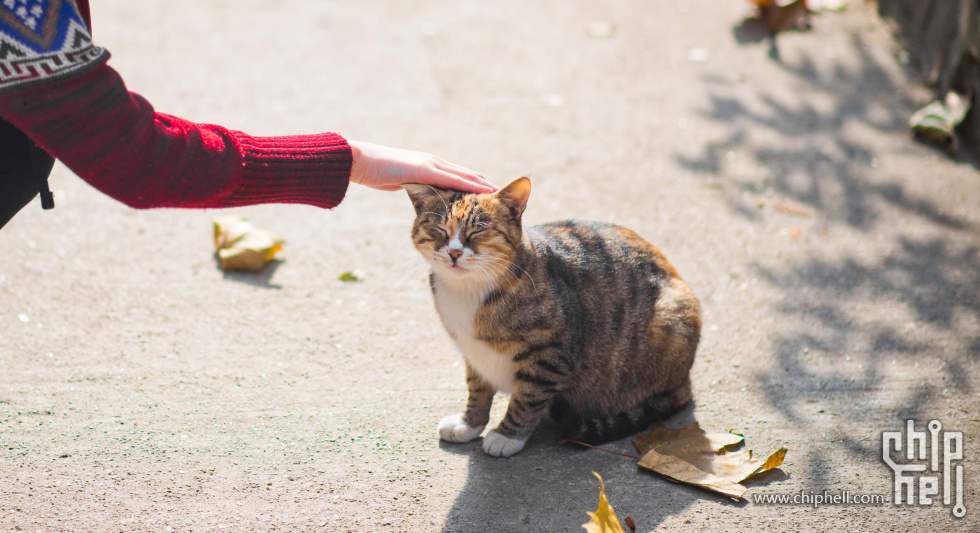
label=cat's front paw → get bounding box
[438,414,485,443]
[482,430,527,457]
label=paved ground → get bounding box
[2,1,978,531]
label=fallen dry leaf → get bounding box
[676,446,788,483]
[213,216,284,272]
[748,0,811,34]
[634,422,743,456]
[771,198,814,217]
[752,446,789,479]
[582,472,625,533]
[637,450,748,501]
[634,422,787,500]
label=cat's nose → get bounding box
[448,250,462,263]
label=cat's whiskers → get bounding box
[475,257,507,293]
[478,256,516,286]
[471,259,518,304]
[457,263,500,295]
[480,252,536,291]
[473,264,502,297]
[425,249,495,293]
[388,256,431,285]
[387,246,436,285]
[477,257,509,284]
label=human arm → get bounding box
[0,62,353,210]
[0,63,494,208]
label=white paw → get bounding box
[481,430,527,457]
[438,414,485,443]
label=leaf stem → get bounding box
[558,439,641,460]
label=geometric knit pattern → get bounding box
[0,0,107,95]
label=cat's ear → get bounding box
[496,177,531,215]
[403,184,444,216]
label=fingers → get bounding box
[420,169,497,194]
[434,160,498,192]
[428,163,497,193]
[346,140,498,193]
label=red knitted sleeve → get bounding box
[0,62,352,210]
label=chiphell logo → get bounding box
[882,420,966,518]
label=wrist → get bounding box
[347,140,366,185]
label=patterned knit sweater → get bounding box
[0,0,352,210]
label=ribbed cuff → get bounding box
[224,132,352,209]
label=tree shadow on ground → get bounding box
[679,28,980,492]
[755,234,979,424]
[440,404,750,532]
[678,33,973,231]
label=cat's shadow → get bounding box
[440,403,747,533]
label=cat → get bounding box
[405,177,701,457]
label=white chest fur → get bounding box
[433,278,516,394]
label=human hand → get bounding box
[348,140,497,193]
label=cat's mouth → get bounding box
[444,262,469,273]
[436,258,476,276]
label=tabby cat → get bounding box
[405,177,700,457]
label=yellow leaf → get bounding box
[582,472,625,533]
[213,216,284,272]
[747,446,788,481]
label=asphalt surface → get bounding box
[1,1,978,531]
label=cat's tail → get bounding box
[552,379,692,445]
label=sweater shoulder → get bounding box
[0,0,109,96]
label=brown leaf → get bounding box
[634,423,788,500]
[582,473,625,533]
[756,0,811,34]
[771,198,814,217]
[213,216,284,272]
[634,422,743,456]
[670,446,788,483]
[637,450,748,501]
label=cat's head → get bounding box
[405,177,531,286]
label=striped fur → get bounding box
[406,178,701,455]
